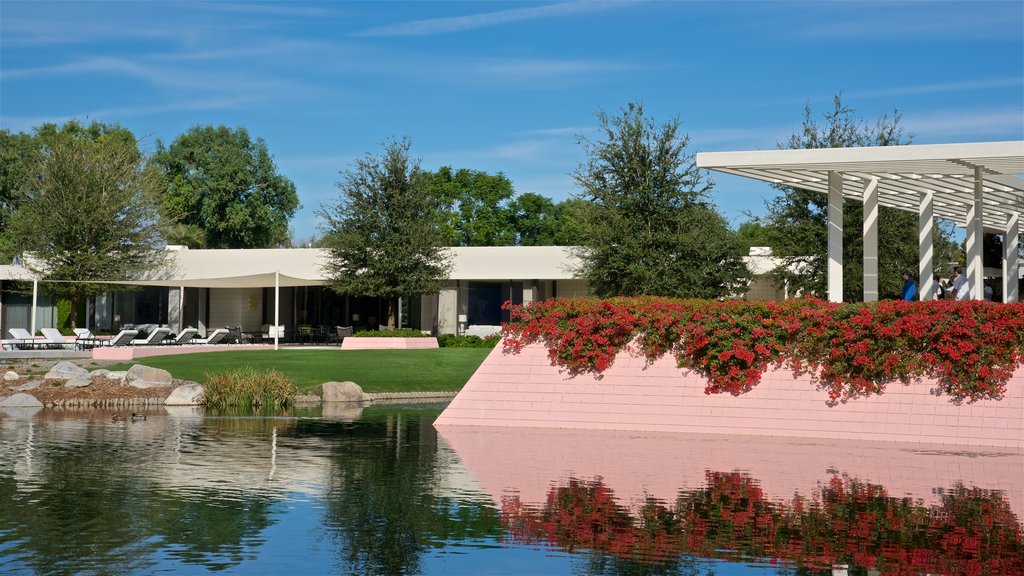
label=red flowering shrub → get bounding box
[502,297,1024,403]
[501,473,1024,574]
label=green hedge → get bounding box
[353,328,431,338]
[438,334,500,348]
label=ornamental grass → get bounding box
[203,366,297,409]
[502,297,1024,404]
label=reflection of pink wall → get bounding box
[438,426,1024,520]
[435,344,1024,448]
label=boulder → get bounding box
[321,381,364,402]
[105,371,128,383]
[164,382,205,406]
[90,369,110,379]
[126,364,173,389]
[65,376,93,388]
[45,361,89,380]
[3,371,19,381]
[294,394,321,404]
[14,380,42,391]
[0,393,43,408]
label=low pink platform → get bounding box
[435,343,1024,449]
[340,337,438,350]
[92,344,276,360]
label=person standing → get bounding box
[901,271,917,301]
[951,266,970,301]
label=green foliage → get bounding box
[203,366,297,409]
[353,328,430,338]
[320,137,452,328]
[573,102,750,298]
[426,166,517,246]
[0,129,42,261]
[150,125,299,249]
[56,299,73,333]
[437,334,500,348]
[734,221,773,253]
[762,95,958,301]
[6,120,166,328]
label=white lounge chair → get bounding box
[262,324,285,342]
[40,328,76,349]
[98,329,138,347]
[167,327,198,345]
[5,328,42,349]
[131,327,172,346]
[73,328,93,339]
[193,328,228,345]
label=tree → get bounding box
[320,138,452,329]
[763,95,957,300]
[0,129,41,261]
[7,120,164,328]
[150,125,299,248]
[426,167,517,246]
[573,102,749,298]
[509,192,557,245]
[734,221,773,254]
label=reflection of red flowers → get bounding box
[500,473,1024,574]
[502,297,1024,403]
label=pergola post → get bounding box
[1005,213,1020,303]
[30,278,38,336]
[274,270,280,351]
[966,166,985,300]
[918,191,935,301]
[827,170,844,303]
[862,178,879,301]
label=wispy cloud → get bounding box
[0,96,252,134]
[357,1,636,37]
[845,77,1024,101]
[796,3,1023,40]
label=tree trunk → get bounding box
[69,293,79,330]
[386,298,397,329]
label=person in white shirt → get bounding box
[951,266,970,301]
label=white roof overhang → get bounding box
[696,141,1024,230]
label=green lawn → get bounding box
[108,348,493,393]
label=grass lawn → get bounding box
[108,348,493,393]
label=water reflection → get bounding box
[1,405,1021,575]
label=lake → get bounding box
[1,404,1021,575]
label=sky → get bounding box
[2,0,1022,241]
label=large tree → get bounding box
[762,95,958,300]
[573,102,749,298]
[426,167,517,246]
[0,129,41,261]
[6,120,164,328]
[150,125,299,249]
[319,138,452,329]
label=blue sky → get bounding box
[2,0,1022,241]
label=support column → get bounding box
[966,167,985,300]
[827,171,844,303]
[274,270,280,351]
[918,191,935,301]
[862,178,879,301]
[30,278,38,336]
[1005,213,1020,303]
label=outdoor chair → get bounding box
[73,328,93,339]
[88,329,139,348]
[40,328,76,349]
[2,328,35,350]
[262,324,285,342]
[336,326,353,344]
[167,327,198,345]
[225,326,242,344]
[193,328,228,345]
[297,324,313,344]
[131,327,171,346]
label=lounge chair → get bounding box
[41,328,76,349]
[88,329,138,348]
[262,324,285,342]
[193,328,228,345]
[131,327,172,346]
[336,326,353,344]
[73,328,93,339]
[167,327,198,345]
[2,328,34,350]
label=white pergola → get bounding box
[696,141,1024,303]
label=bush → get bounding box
[502,297,1024,404]
[204,366,297,409]
[438,334,500,348]
[353,328,430,338]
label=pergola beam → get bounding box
[862,178,879,301]
[828,171,843,303]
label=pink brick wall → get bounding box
[435,343,1024,448]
